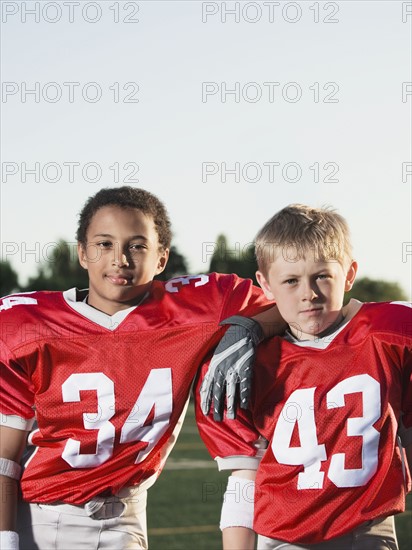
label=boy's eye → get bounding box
[316,274,329,280]
[129,244,146,252]
[97,241,112,248]
[284,278,298,285]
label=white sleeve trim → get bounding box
[0,414,35,431]
[216,455,260,471]
[0,531,19,550]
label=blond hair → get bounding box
[255,204,353,276]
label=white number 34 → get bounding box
[272,374,381,489]
[61,369,172,468]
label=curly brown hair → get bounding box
[76,186,172,250]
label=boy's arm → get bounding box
[0,425,28,549]
[201,305,285,420]
[223,527,255,550]
[221,470,257,550]
[252,305,286,339]
[195,365,263,548]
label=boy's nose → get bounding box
[302,283,318,301]
[112,253,129,267]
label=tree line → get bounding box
[0,235,407,302]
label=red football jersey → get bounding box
[0,273,268,504]
[196,301,412,543]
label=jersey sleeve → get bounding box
[195,360,264,470]
[0,337,36,430]
[217,273,272,321]
[194,274,272,469]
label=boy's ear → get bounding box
[344,260,358,292]
[256,270,275,301]
[77,243,88,270]
[156,248,169,275]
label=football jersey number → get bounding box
[0,295,38,311]
[272,374,381,489]
[61,369,172,468]
[165,274,209,293]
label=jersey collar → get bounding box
[62,288,148,331]
[284,299,363,349]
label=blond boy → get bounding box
[198,204,412,550]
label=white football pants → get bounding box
[18,487,148,550]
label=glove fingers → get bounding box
[212,369,226,421]
[200,375,213,416]
[199,350,221,415]
[239,366,253,410]
[225,373,238,420]
[200,320,258,419]
[200,352,244,418]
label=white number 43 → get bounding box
[272,374,381,489]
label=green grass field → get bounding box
[147,402,412,550]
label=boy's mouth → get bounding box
[106,273,133,286]
[300,307,323,316]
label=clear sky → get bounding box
[1,0,411,298]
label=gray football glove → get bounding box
[200,315,264,421]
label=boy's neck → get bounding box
[287,300,363,342]
[314,310,346,339]
[288,311,346,342]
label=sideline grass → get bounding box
[147,404,226,549]
[147,468,224,549]
[147,402,412,550]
